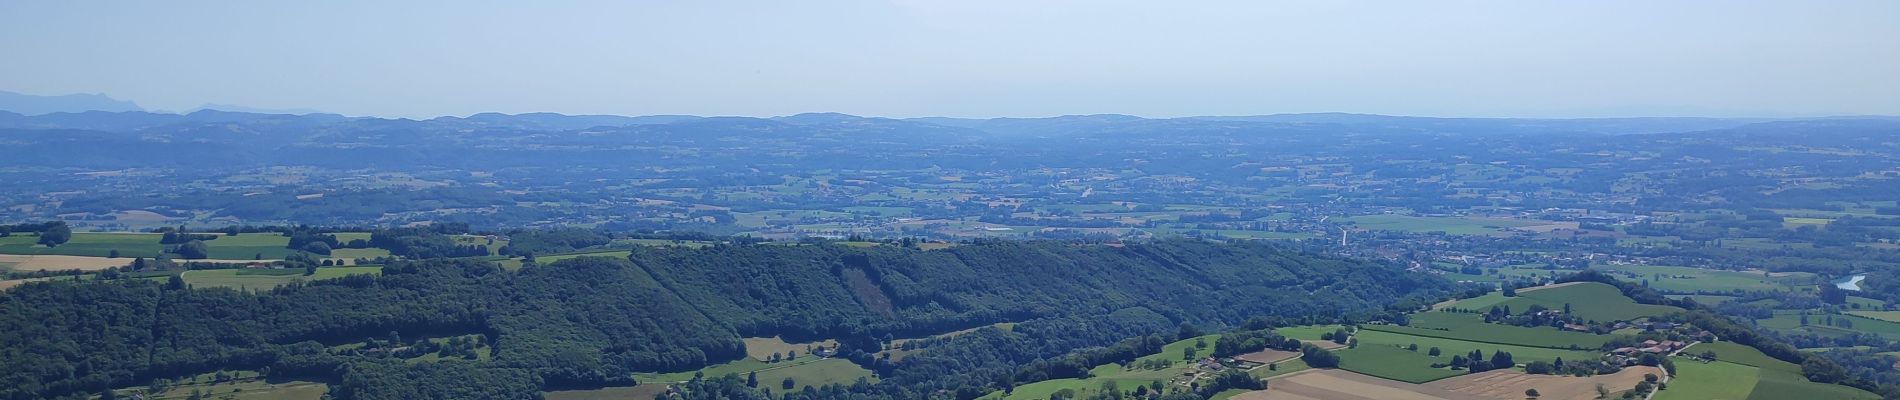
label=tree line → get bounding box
[0,239,1452,400]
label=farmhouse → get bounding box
[1610,340,1685,356]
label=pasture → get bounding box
[1595,264,1814,293]
[1694,341,1799,372]
[1433,263,1553,284]
[450,235,506,255]
[197,233,299,259]
[880,322,1016,361]
[1134,334,1219,366]
[1346,329,1600,370]
[0,232,301,260]
[327,247,392,263]
[499,250,631,270]
[1848,310,1900,323]
[1440,292,1516,311]
[987,377,1095,400]
[1370,312,1612,349]
[989,364,1186,400]
[1483,282,1680,322]
[1750,368,1880,400]
[633,356,874,388]
[331,232,374,242]
[403,334,493,363]
[106,371,326,400]
[1757,312,1900,340]
[1653,360,1758,400]
[635,337,877,390]
[1659,352,1876,400]
[1273,325,1347,341]
[1249,356,1310,380]
[0,232,167,257]
[1667,294,1739,305]
[756,358,877,389]
[982,334,1219,399]
[743,337,839,361]
[544,384,669,400]
[0,254,131,271]
[1235,367,1663,400]
[181,266,382,290]
[1336,344,1461,383]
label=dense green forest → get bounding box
[0,239,1450,400]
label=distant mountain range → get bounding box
[4,107,1894,140]
[3,90,1894,131]
[0,90,334,116]
[187,103,326,115]
[0,90,143,115]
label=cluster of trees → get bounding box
[0,239,1451,400]
[1192,370,1265,397]
[0,221,67,237]
[286,230,345,256]
[34,221,69,246]
[1521,357,1620,377]
[170,240,209,259]
[0,221,72,247]
[1470,303,1596,330]
[367,226,491,259]
[158,231,221,244]
[331,333,487,361]
[1441,350,1514,373]
[1211,328,1298,358]
[1299,344,1339,368]
[496,228,607,256]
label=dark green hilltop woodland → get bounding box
[0,238,1453,400]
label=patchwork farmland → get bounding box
[1207,281,1877,400]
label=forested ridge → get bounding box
[0,239,1452,399]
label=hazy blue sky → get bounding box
[2,1,1895,118]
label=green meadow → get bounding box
[1596,264,1814,293]
[633,356,875,390]
[1749,368,1880,400]
[1847,310,1900,323]
[1447,282,1680,323]
[0,232,302,259]
[1347,329,1599,366]
[981,334,1220,399]
[1335,344,1462,383]
[1667,294,1740,305]
[181,266,382,290]
[544,384,670,400]
[1367,312,1612,349]
[1653,360,1759,400]
[1758,312,1900,340]
[1693,341,1800,373]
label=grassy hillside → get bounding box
[1516,283,1680,321]
[1367,312,1612,349]
[1654,360,1759,400]
[0,232,301,259]
[1694,341,1800,373]
[180,266,382,290]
